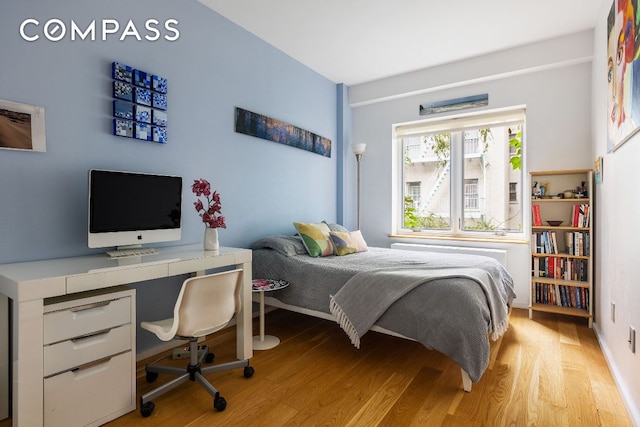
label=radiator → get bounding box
[390,243,507,266]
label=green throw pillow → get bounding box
[293,222,334,257]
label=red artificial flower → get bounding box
[191,178,226,229]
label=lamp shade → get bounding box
[351,143,366,156]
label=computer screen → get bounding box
[88,169,182,249]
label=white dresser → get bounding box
[42,286,136,427]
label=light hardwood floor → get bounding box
[0,308,603,426]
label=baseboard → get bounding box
[593,322,640,426]
[511,301,528,310]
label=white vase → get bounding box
[204,227,219,251]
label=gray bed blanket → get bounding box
[329,267,510,349]
[250,235,516,382]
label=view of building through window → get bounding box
[397,109,524,236]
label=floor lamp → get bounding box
[351,143,366,229]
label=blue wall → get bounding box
[0,0,338,264]
[0,0,339,352]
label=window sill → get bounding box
[389,233,529,245]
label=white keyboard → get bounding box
[106,247,159,258]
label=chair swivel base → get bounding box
[139,340,254,417]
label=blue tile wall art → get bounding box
[152,110,167,127]
[134,105,151,123]
[111,61,167,144]
[114,119,134,137]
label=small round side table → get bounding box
[252,279,289,350]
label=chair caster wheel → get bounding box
[244,366,255,378]
[205,352,215,363]
[146,371,159,383]
[140,400,155,417]
[214,394,227,411]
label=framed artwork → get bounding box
[134,87,152,106]
[152,110,167,127]
[134,69,151,88]
[0,98,46,152]
[152,75,167,93]
[134,105,152,123]
[153,126,167,143]
[594,156,603,184]
[111,62,167,143]
[112,62,133,82]
[113,100,133,120]
[234,107,331,157]
[419,93,488,116]
[134,122,152,141]
[113,81,133,102]
[152,93,167,110]
[113,119,133,137]
[607,0,640,151]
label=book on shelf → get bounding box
[563,231,590,256]
[531,257,589,281]
[532,231,559,254]
[565,232,573,255]
[533,283,589,310]
[532,204,542,226]
[571,203,590,228]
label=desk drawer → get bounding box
[66,263,167,293]
[44,324,131,377]
[44,296,131,345]
[44,351,134,427]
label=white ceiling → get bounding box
[199,0,604,86]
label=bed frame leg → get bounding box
[461,369,472,392]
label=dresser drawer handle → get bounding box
[70,356,113,379]
[70,329,110,348]
[70,300,111,313]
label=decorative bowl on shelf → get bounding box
[546,220,563,226]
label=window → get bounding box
[407,181,421,206]
[395,108,524,237]
[509,182,517,202]
[464,179,479,210]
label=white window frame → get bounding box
[392,106,526,239]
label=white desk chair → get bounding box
[139,269,254,417]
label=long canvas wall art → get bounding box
[234,107,331,158]
[607,0,640,151]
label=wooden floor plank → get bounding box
[72,308,630,427]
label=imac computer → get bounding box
[88,169,182,255]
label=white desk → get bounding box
[0,244,253,426]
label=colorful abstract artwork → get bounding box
[111,61,168,143]
[234,107,331,157]
[607,0,640,151]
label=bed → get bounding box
[250,233,516,391]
